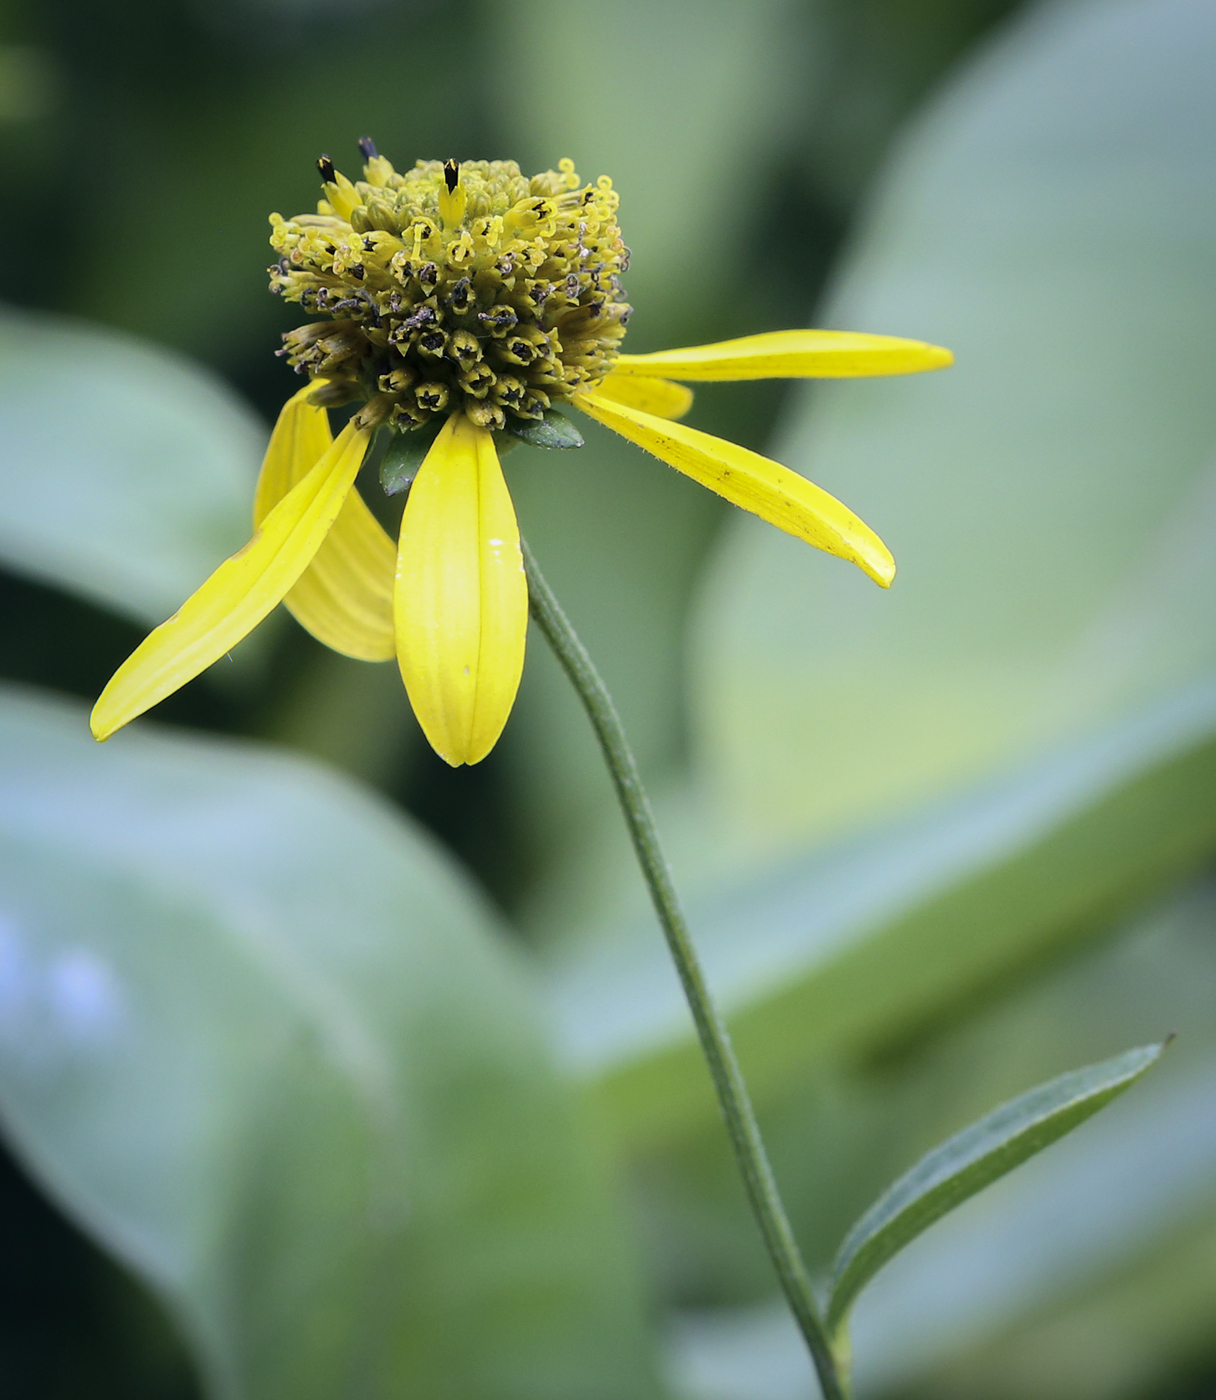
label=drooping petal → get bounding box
[254,384,396,661]
[251,383,333,520]
[574,390,895,587]
[591,371,694,420]
[280,508,398,661]
[612,329,953,381]
[394,413,527,767]
[91,422,373,741]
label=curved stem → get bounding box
[521,538,846,1400]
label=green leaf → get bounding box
[692,0,1216,857]
[0,686,659,1400]
[506,409,585,451]
[380,417,443,496]
[0,308,262,624]
[662,881,1216,1395]
[836,879,1216,1393]
[559,680,1216,1147]
[825,1043,1166,1332]
[543,0,1216,1150]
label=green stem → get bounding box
[521,538,846,1400]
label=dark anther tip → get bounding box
[357,136,379,160]
[317,154,336,183]
[443,158,459,193]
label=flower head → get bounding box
[270,149,631,432]
[91,145,951,766]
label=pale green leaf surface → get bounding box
[826,1042,1164,1331]
[0,308,260,624]
[555,679,1216,1146]
[544,0,1216,1147]
[0,686,657,1400]
[692,0,1216,855]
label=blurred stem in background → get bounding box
[523,538,848,1398]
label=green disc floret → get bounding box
[269,148,632,434]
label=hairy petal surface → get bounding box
[592,371,695,420]
[574,390,895,587]
[394,414,527,767]
[254,385,395,661]
[91,423,372,740]
[613,329,953,381]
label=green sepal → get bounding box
[380,417,444,496]
[504,409,585,450]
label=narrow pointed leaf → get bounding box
[826,1042,1167,1331]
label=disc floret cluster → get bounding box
[269,147,632,433]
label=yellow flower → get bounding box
[91,148,950,766]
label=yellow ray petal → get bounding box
[254,384,396,662]
[394,413,527,767]
[574,390,894,587]
[592,371,694,420]
[91,422,372,741]
[251,382,333,520]
[612,329,953,381]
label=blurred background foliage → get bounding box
[0,0,1214,1397]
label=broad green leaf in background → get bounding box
[825,1041,1164,1331]
[557,678,1216,1145]
[534,7,1216,1388]
[0,308,261,625]
[542,0,1216,1140]
[0,686,658,1400]
[694,0,1216,854]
